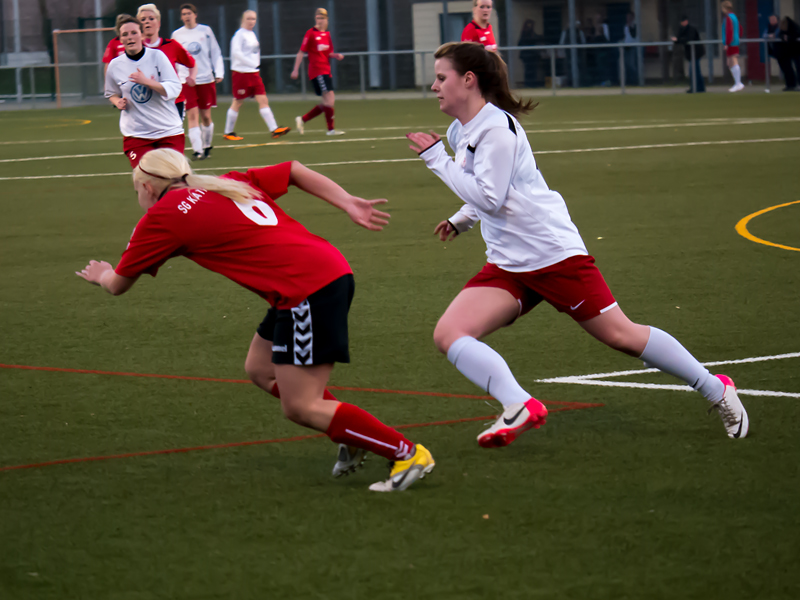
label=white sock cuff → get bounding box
[446,335,476,366]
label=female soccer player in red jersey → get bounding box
[102,14,132,76]
[137,4,197,120]
[291,8,345,136]
[104,16,184,168]
[407,42,749,446]
[461,0,497,52]
[75,148,435,492]
[223,10,290,141]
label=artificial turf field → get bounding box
[1,93,799,599]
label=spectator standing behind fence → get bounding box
[518,19,541,87]
[172,3,225,160]
[623,12,639,84]
[594,13,612,86]
[291,8,345,136]
[222,11,290,142]
[720,1,744,92]
[462,0,497,52]
[778,16,800,91]
[672,15,705,93]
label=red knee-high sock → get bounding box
[269,382,337,401]
[322,106,334,130]
[302,105,324,122]
[326,402,414,461]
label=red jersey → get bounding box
[145,37,196,103]
[461,21,497,51]
[102,37,125,63]
[300,27,333,79]
[115,162,352,309]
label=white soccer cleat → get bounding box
[728,82,745,93]
[709,374,749,439]
[369,444,435,492]
[332,444,367,477]
[477,398,547,448]
[326,129,345,136]
[295,115,304,135]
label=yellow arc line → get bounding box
[735,200,800,252]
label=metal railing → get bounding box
[0,38,788,107]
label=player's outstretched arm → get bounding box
[76,260,138,296]
[288,161,390,231]
[291,50,305,79]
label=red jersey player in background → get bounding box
[75,148,436,492]
[137,4,197,119]
[291,8,345,136]
[461,0,497,52]
[102,14,130,76]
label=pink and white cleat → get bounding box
[710,374,749,439]
[477,398,548,448]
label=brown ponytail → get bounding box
[434,42,536,118]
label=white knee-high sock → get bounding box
[259,107,278,132]
[446,336,531,407]
[201,123,214,148]
[225,109,239,134]
[639,327,724,402]
[188,126,203,154]
[731,64,742,85]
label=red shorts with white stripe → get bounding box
[726,45,740,57]
[464,255,617,322]
[232,71,266,99]
[183,82,217,110]
[122,134,185,168]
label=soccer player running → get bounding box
[223,10,290,141]
[406,42,749,447]
[172,3,224,160]
[105,16,184,168]
[291,8,345,136]
[137,4,197,120]
[461,0,498,52]
[75,148,435,492]
[721,1,744,92]
[102,15,130,76]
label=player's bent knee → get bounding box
[433,323,460,355]
[280,400,312,426]
[245,360,276,393]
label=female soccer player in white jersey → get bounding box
[223,10,290,141]
[172,3,224,160]
[407,42,749,446]
[75,148,435,492]
[105,15,184,168]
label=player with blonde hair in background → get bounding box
[721,1,744,92]
[461,0,497,52]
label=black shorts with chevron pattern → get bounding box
[256,274,354,366]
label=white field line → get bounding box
[3,115,800,159]
[2,136,798,181]
[535,352,800,398]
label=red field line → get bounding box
[0,404,601,474]
[0,362,579,404]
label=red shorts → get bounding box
[232,71,266,99]
[183,82,217,110]
[123,134,185,168]
[464,255,617,322]
[726,46,740,57]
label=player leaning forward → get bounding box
[172,3,224,160]
[223,10,290,141]
[407,42,749,446]
[75,149,435,492]
[105,15,184,168]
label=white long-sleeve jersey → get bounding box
[230,28,260,73]
[420,102,587,272]
[104,48,183,139]
[172,24,224,84]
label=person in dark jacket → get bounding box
[672,16,705,93]
[778,16,800,91]
[518,19,543,88]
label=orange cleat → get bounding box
[271,126,291,139]
[223,132,244,141]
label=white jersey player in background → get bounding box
[172,3,224,160]
[104,15,184,168]
[223,10,290,141]
[407,42,749,446]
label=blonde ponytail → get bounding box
[133,148,263,204]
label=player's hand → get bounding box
[129,68,150,85]
[112,97,128,110]
[670,36,677,42]
[407,130,441,155]
[290,70,299,80]
[345,197,390,231]
[76,260,114,286]
[333,53,344,61]
[434,220,458,242]
[215,77,223,84]
[186,75,196,86]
